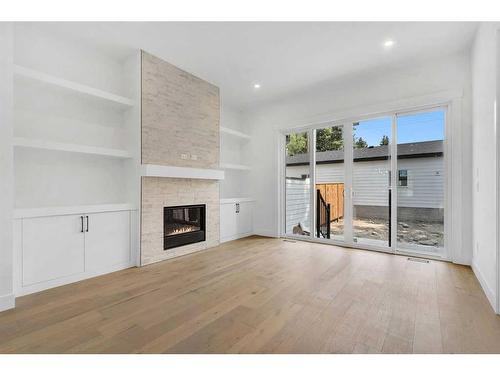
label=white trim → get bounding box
[390,114,398,251]
[309,129,316,239]
[15,261,135,297]
[277,131,286,237]
[220,232,253,243]
[472,260,497,312]
[14,65,134,107]
[141,164,225,180]
[0,294,15,312]
[254,229,280,238]
[220,126,251,140]
[14,203,136,219]
[220,197,254,204]
[496,28,500,315]
[13,137,132,159]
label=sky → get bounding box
[355,109,445,146]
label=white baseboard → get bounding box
[0,293,15,312]
[220,232,253,243]
[472,260,497,313]
[16,261,135,297]
[253,229,279,238]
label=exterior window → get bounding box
[398,169,408,187]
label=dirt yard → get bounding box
[330,218,444,247]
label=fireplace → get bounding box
[164,204,206,250]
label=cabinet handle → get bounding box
[80,216,84,233]
[86,215,89,232]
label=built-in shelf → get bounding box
[220,197,254,204]
[13,137,132,159]
[220,126,251,140]
[14,203,137,219]
[141,164,225,180]
[14,65,134,107]
[220,162,251,171]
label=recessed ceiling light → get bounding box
[253,83,261,89]
[383,39,395,48]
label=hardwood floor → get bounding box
[1,236,500,353]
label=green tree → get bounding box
[316,127,343,152]
[286,132,308,156]
[354,137,368,149]
[380,135,389,146]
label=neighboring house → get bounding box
[285,140,444,234]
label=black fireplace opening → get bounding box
[164,204,206,250]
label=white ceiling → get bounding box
[26,22,478,110]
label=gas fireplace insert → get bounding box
[164,204,206,250]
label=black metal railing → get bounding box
[316,189,331,239]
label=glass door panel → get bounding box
[352,117,392,248]
[285,131,311,237]
[314,125,344,241]
[396,109,445,255]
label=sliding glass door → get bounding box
[282,106,447,258]
[351,117,392,249]
[284,131,311,237]
[395,109,446,256]
[315,125,344,241]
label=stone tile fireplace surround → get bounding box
[141,177,219,265]
[140,51,220,266]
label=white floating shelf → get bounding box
[220,163,251,171]
[220,197,254,204]
[14,203,137,219]
[14,65,134,107]
[220,127,251,140]
[141,164,225,180]
[13,137,132,159]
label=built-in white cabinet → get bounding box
[237,202,253,235]
[23,214,85,286]
[220,203,238,241]
[11,27,141,297]
[84,211,131,273]
[15,207,134,296]
[220,199,253,243]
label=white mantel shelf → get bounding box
[141,164,225,180]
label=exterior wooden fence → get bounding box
[315,183,344,221]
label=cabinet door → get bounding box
[220,203,237,241]
[23,215,85,286]
[84,211,131,272]
[236,201,253,235]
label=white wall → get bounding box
[246,51,473,262]
[471,23,499,312]
[0,23,15,311]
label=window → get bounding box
[398,169,408,187]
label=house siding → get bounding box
[285,155,444,232]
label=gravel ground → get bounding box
[330,218,444,247]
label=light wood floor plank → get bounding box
[0,236,499,353]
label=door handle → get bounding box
[86,215,89,232]
[80,216,84,233]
